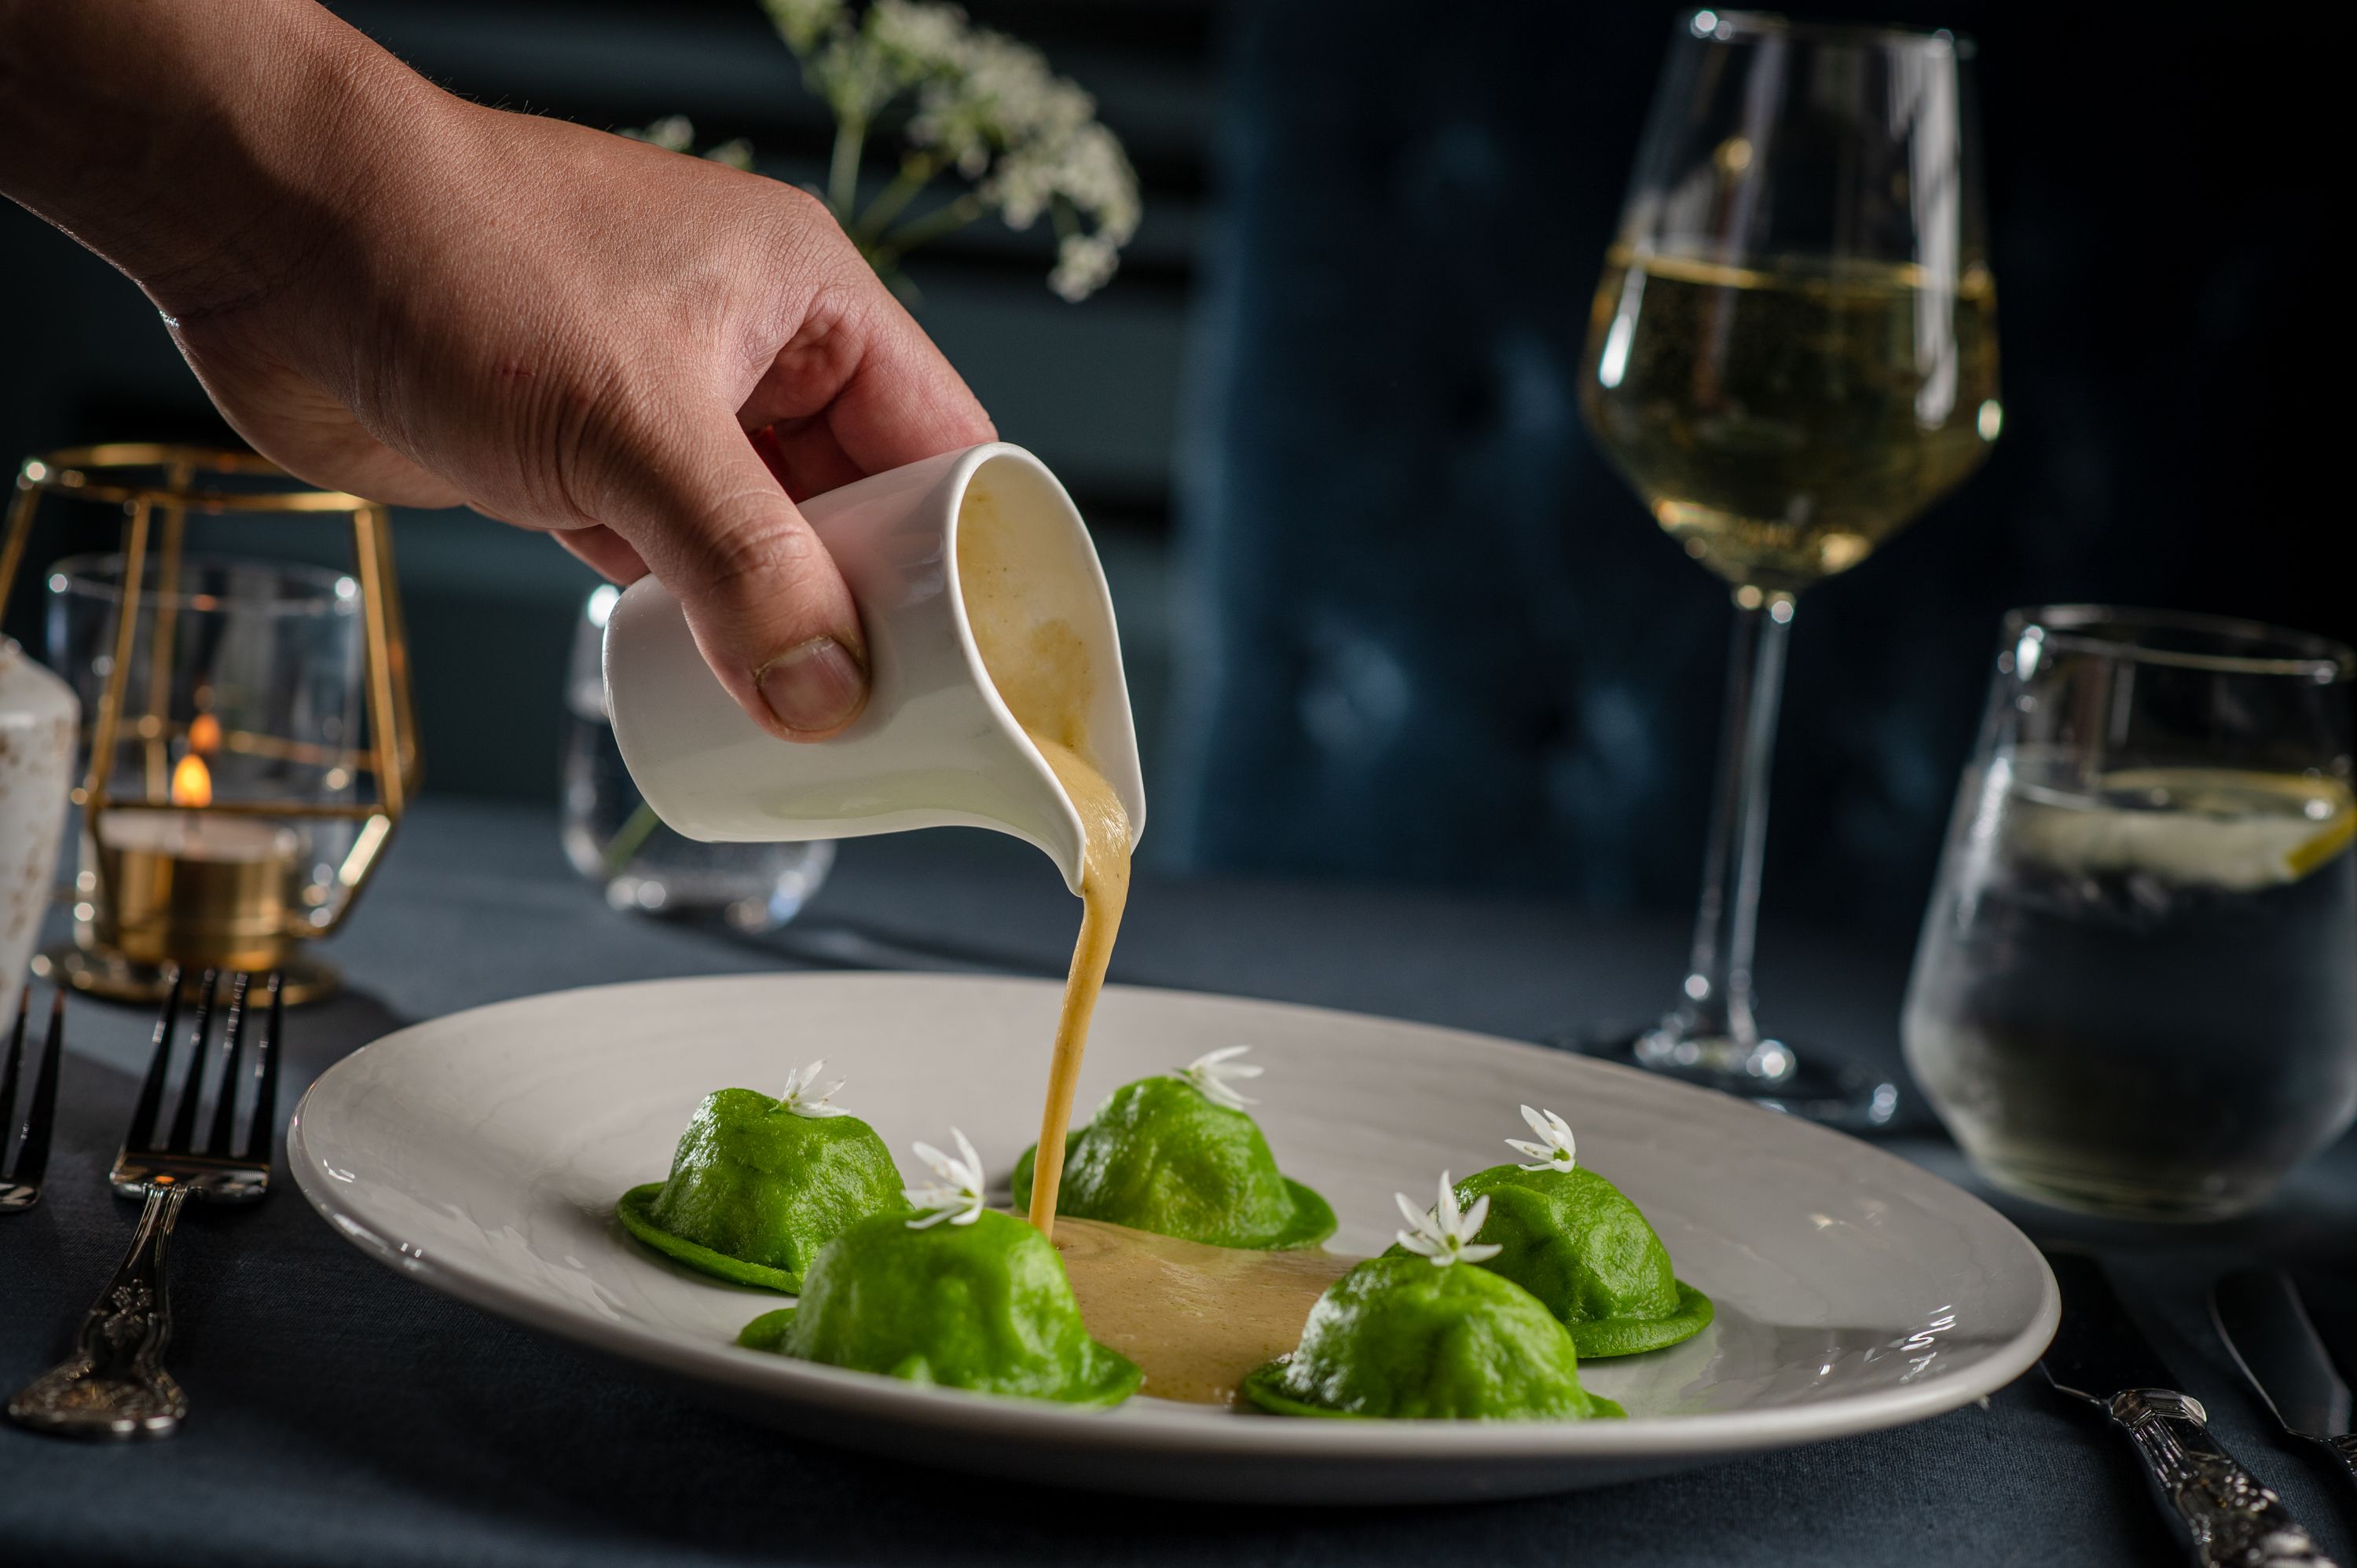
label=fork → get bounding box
[1,987,64,1213]
[5,969,281,1440]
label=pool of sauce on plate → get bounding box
[1051,1218,1360,1405]
[955,489,1130,1244]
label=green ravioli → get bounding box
[618,1084,907,1292]
[1010,1072,1333,1250]
[739,1209,1142,1407]
[1398,1163,1712,1358]
[1241,1255,1622,1420]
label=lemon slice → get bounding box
[2008,768,2357,891]
[2288,803,2357,880]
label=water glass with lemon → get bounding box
[1904,606,2357,1221]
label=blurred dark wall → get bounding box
[0,0,1208,799]
[0,1,2338,932]
[1165,0,2347,928]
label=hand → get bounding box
[0,1,995,739]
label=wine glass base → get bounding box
[1567,1025,1902,1134]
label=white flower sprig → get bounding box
[1172,1045,1263,1111]
[903,1128,987,1229]
[757,0,1140,301]
[1505,1105,1578,1173]
[1394,1172,1501,1269]
[778,1059,849,1119]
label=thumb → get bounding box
[597,409,868,742]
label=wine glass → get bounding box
[1577,11,2000,1128]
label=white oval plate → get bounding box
[290,973,2056,1504]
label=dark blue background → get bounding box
[0,0,2338,935]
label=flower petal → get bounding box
[1460,1192,1490,1240]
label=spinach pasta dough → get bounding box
[1391,1106,1712,1357]
[741,1130,1141,1408]
[618,1062,907,1292]
[1244,1176,1621,1420]
[1011,1048,1334,1250]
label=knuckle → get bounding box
[680,504,827,611]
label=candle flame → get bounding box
[170,753,213,808]
[189,713,222,755]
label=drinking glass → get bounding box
[1577,11,2000,1127]
[1904,608,2357,1221]
[561,586,834,931]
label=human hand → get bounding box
[1,1,995,739]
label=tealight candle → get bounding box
[87,754,301,972]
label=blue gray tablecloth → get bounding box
[5,797,2355,1566]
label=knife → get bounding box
[2040,1250,2335,1568]
[2215,1269,2357,1490]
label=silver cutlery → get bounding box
[1,987,64,1213]
[2216,1269,2357,1491]
[2041,1250,2335,1568]
[6,969,280,1441]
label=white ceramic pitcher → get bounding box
[602,442,1144,895]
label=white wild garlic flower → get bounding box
[779,1059,850,1119]
[1505,1105,1578,1173]
[904,1127,987,1229]
[1173,1045,1263,1110]
[1395,1172,1501,1268]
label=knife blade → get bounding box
[2040,1250,2335,1568]
[2215,1269,2357,1490]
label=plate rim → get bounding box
[290,970,2061,1464]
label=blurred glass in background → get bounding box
[1904,607,2357,1219]
[562,585,834,931]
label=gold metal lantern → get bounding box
[2,445,421,1002]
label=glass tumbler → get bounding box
[1904,607,2357,1220]
[561,585,833,931]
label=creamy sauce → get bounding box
[957,488,1348,1398]
[956,490,1131,1242]
[1053,1218,1358,1405]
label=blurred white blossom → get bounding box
[751,0,1141,300]
[618,116,755,171]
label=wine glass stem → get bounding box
[1665,588,1795,1067]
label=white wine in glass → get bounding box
[1576,13,2000,1128]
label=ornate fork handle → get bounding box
[5,1181,191,1440]
[2110,1390,2337,1568]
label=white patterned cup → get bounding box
[601,443,1143,894]
[0,638,78,1022]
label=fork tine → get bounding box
[125,966,185,1153]
[12,991,64,1187]
[1,991,26,1169]
[241,972,284,1167]
[162,969,219,1156]
[204,973,253,1156]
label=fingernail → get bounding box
[757,637,867,735]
